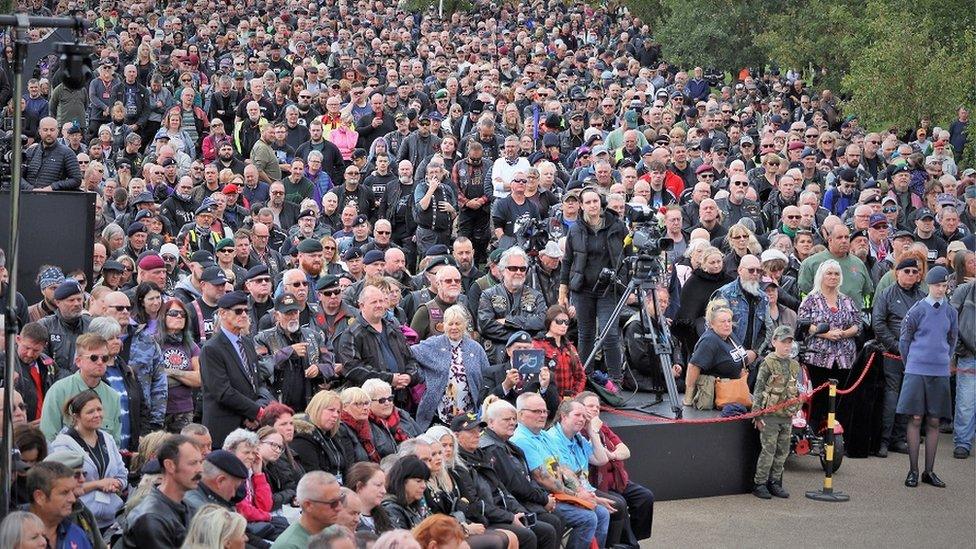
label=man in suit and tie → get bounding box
[200,291,271,447]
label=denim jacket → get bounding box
[711,279,770,351]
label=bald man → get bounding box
[24,117,82,191]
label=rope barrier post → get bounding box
[805,378,850,502]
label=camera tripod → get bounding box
[582,256,683,419]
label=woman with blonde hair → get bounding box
[181,504,248,549]
[291,390,346,477]
[683,299,749,408]
[723,223,762,278]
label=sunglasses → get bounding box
[319,289,341,297]
[288,281,309,287]
[512,178,527,184]
[86,354,111,363]
[250,277,272,284]
[229,308,249,316]
[310,494,347,509]
[553,318,570,326]
[506,266,528,273]
[375,230,391,235]
[108,304,131,311]
[883,206,898,213]
[372,396,394,404]
[901,268,919,274]
[165,309,187,318]
[743,267,762,274]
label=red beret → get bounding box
[138,254,166,271]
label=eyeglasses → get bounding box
[901,268,919,274]
[262,441,284,451]
[730,234,748,240]
[86,354,111,363]
[375,230,391,235]
[108,304,131,311]
[553,318,570,326]
[323,245,336,251]
[229,308,249,316]
[270,191,284,195]
[506,266,528,273]
[372,396,394,404]
[743,267,762,274]
[349,401,370,407]
[731,181,749,187]
[521,408,547,415]
[288,281,309,287]
[249,277,271,284]
[441,278,462,284]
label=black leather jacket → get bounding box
[121,487,191,549]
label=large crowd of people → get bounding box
[0,0,974,545]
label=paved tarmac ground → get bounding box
[644,434,975,548]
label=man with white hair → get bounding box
[272,472,344,548]
[711,254,768,365]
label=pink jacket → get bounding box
[329,127,359,160]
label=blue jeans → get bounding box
[954,356,976,451]
[573,291,623,380]
[555,502,610,549]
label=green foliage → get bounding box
[402,0,474,16]
[650,0,769,73]
[623,0,975,134]
[840,0,976,133]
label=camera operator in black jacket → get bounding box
[558,187,627,384]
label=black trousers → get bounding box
[524,506,564,549]
[596,489,635,548]
[493,518,558,549]
[615,481,655,541]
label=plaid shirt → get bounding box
[533,336,586,397]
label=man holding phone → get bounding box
[482,331,559,418]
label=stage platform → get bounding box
[599,393,760,501]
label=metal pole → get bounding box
[806,379,849,502]
[1,17,28,516]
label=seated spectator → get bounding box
[363,379,421,458]
[0,510,46,549]
[345,461,391,534]
[24,462,93,549]
[272,471,345,548]
[423,426,511,549]
[684,300,748,408]
[544,400,631,548]
[223,428,287,541]
[338,387,378,463]
[576,392,655,543]
[182,503,249,549]
[11,424,48,506]
[411,304,489,429]
[623,286,685,394]
[257,403,305,509]
[49,391,128,530]
[533,305,586,398]
[291,390,346,478]
[412,514,466,549]
[510,393,609,549]
[482,331,559,415]
[380,455,430,530]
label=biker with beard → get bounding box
[255,292,334,411]
[709,254,768,380]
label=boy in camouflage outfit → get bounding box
[751,325,802,499]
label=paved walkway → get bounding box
[645,434,976,548]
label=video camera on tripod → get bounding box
[512,213,563,253]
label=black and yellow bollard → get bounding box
[806,379,850,502]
